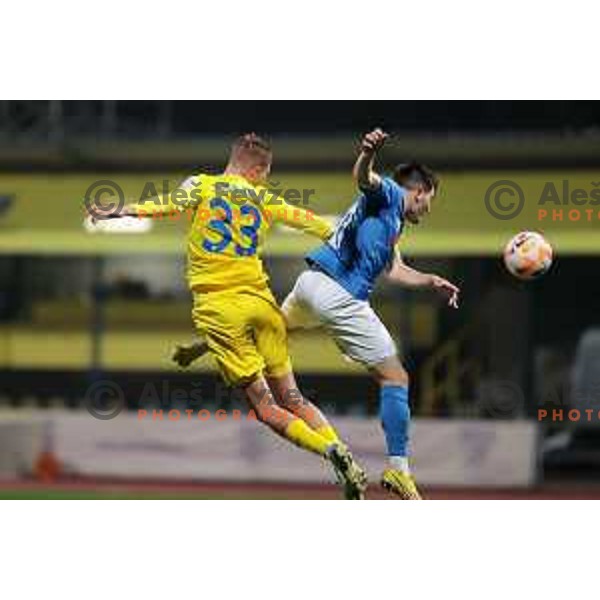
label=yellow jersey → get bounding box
[139,173,333,293]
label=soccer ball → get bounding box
[503,231,553,280]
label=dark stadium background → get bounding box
[37,100,600,133]
[0,100,599,498]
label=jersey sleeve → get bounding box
[361,177,401,210]
[136,174,204,216]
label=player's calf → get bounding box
[242,376,332,456]
[245,376,367,499]
[371,356,419,494]
[267,372,340,445]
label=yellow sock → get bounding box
[316,425,340,445]
[286,419,332,456]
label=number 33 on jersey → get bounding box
[170,173,333,293]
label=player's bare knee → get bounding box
[243,377,276,418]
[371,356,409,387]
[383,369,409,387]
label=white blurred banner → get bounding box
[0,411,539,487]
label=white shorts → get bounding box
[281,269,397,367]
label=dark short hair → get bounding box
[393,161,439,193]
[230,133,272,167]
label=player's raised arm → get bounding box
[386,250,460,308]
[353,128,388,190]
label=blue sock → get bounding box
[380,385,410,457]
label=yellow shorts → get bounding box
[192,286,293,386]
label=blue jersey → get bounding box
[306,177,406,300]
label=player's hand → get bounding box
[430,275,460,309]
[361,128,388,154]
[172,341,209,368]
[88,202,126,225]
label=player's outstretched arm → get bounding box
[93,175,201,221]
[88,199,167,222]
[269,200,334,241]
[128,175,202,218]
[353,128,388,190]
[386,251,460,308]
